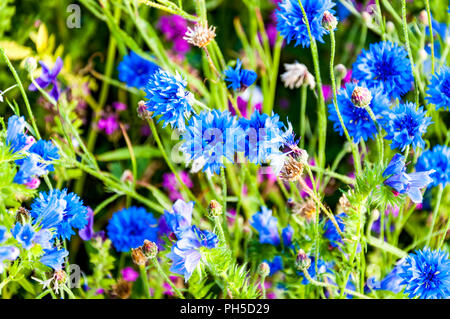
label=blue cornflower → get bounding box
[426,66,450,111]
[167,225,218,281]
[162,199,194,237]
[352,41,413,99]
[40,247,69,271]
[383,153,435,204]
[276,0,335,48]
[13,154,48,185]
[107,206,158,252]
[144,69,193,131]
[238,111,284,164]
[381,102,432,152]
[398,247,450,299]
[31,189,89,240]
[282,225,294,247]
[416,145,450,187]
[181,110,245,175]
[27,140,60,172]
[28,57,63,101]
[0,246,19,274]
[250,206,280,246]
[328,82,391,142]
[0,226,7,243]
[11,223,53,250]
[6,115,32,154]
[224,59,257,91]
[118,51,160,89]
[323,213,345,248]
[368,259,406,293]
[265,256,283,276]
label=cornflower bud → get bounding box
[24,57,37,74]
[334,64,347,79]
[208,200,223,218]
[258,262,270,277]
[120,169,134,184]
[142,240,158,259]
[322,11,338,31]
[351,86,372,108]
[296,249,311,271]
[386,21,395,34]
[131,247,147,266]
[137,100,152,119]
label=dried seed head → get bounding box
[111,279,132,299]
[279,156,305,182]
[338,193,352,212]
[258,262,270,277]
[137,100,152,119]
[322,11,338,31]
[281,61,315,90]
[16,207,31,224]
[131,247,147,266]
[298,199,318,221]
[54,270,67,283]
[351,86,372,108]
[208,200,223,218]
[295,249,311,270]
[142,240,158,259]
[184,23,216,48]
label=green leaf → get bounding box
[97,146,161,162]
[17,278,35,295]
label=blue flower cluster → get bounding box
[107,206,158,252]
[323,212,346,248]
[276,0,335,48]
[164,200,218,281]
[6,115,60,187]
[118,51,160,89]
[250,206,281,245]
[416,145,450,187]
[383,154,434,204]
[328,82,391,142]
[224,59,257,91]
[380,102,432,152]
[144,69,193,131]
[353,41,413,99]
[426,65,450,111]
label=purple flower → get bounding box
[28,57,63,101]
[162,172,193,201]
[98,114,120,135]
[121,267,139,282]
[78,207,104,241]
[162,199,194,237]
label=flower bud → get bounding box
[54,270,67,283]
[208,200,223,218]
[334,64,347,79]
[418,49,428,62]
[137,100,152,119]
[351,86,372,108]
[258,262,270,277]
[386,21,395,34]
[24,57,37,74]
[131,247,147,266]
[142,240,158,259]
[418,10,428,25]
[295,249,311,271]
[322,11,338,31]
[120,169,134,184]
[361,11,372,24]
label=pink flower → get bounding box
[121,267,139,282]
[322,85,333,101]
[98,114,119,135]
[113,102,127,112]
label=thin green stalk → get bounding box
[260,276,267,299]
[426,184,444,247]
[299,85,307,148]
[424,0,435,74]
[298,0,326,184]
[139,265,152,299]
[150,258,185,299]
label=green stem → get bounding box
[424,0,435,74]
[151,258,185,299]
[139,265,152,299]
[426,184,444,247]
[299,85,307,148]
[260,276,267,299]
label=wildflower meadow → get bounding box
[1,0,450,303]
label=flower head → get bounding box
[351,86,372,108]
[118,51,160,89]
[107,206,158,252]
[416,145,450,187]
[40,247,69,271]
[281,61,315,89]
[328,82,391,142]
[6,115,33,154]
[31,189,89,240]
[27,139,60,172]
[426,65,450,111]
[238,111,285,164]
[398,247,450,299]
[250,206,280,245]
[352,41,413,99]
[167,225,218,281]
[0,246,20,274]
[183,23,216,48]
[276,0,335,48]
[323,213,346,248]
[383,153,435,204]
[13,154,48,185]
[181,110,245,175]
[162,199,194,237]
[265,256,283,276]
[322,10,338,31]
[28,57,63,101]
[144,69,193,131]
[380,102,432,152]
[224,59,257,91]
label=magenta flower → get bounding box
[121,267,139,282]
[162,172,193,201]
[157,15,190,57]
[98,114,120,135]
[28,57,63,101]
